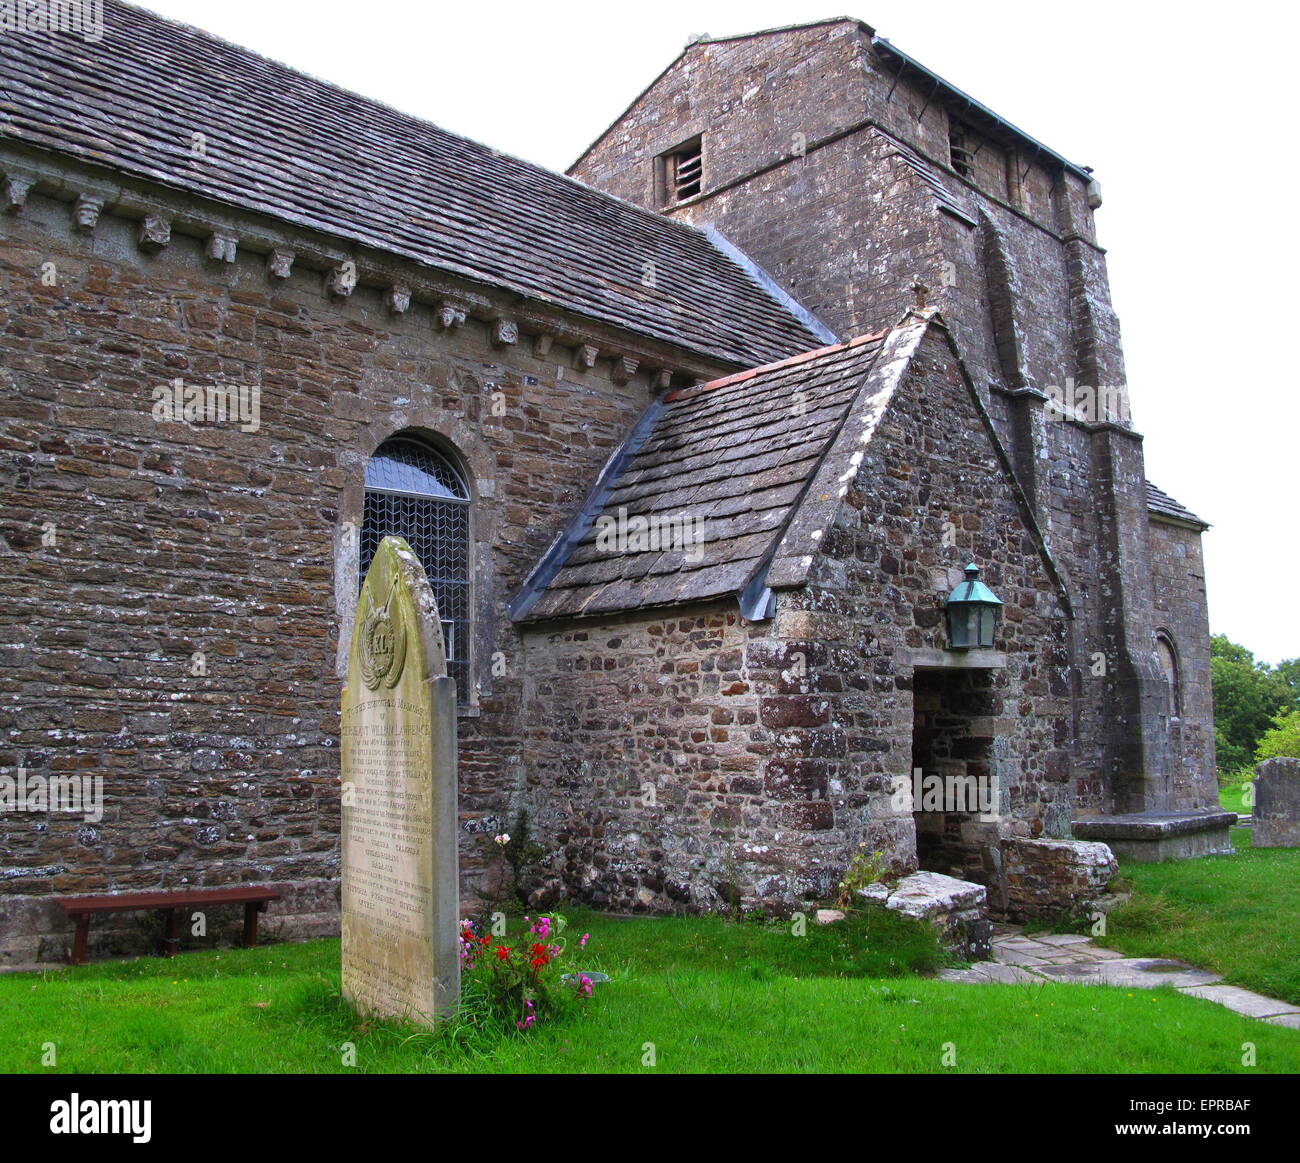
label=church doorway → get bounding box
[910,668,1000,885]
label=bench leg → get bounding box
[162,907,181,957]
[242,901,266,948]
[69,913,89,966]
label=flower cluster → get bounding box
[456,913,596,1032]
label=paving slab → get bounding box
[992,947,1050,966]
[939,963,1040,985]
[1034,933,1094,946]
[997,937,1053,950]
[1030,958,1222,989]
[1178,984,1300,1019]
[1263,1013,1300,1029]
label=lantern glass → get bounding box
[944,563,1003,651]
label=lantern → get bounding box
[945,563,1003,650]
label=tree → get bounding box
[1257,708,1300,761]
[1210,635,1295,773]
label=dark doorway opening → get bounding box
[911,668,1000,885]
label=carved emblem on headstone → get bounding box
[358,575,407,691]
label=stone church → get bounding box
[0,5,1230,962]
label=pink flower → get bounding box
[579,933,589,948]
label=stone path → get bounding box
[939,924,1300,1028]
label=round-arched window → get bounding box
[361,437,470,698]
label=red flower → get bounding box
[496,946,511,961]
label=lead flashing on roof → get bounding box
[700,226,839,346]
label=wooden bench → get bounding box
[56,887,282,965]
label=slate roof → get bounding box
[1146,482,1208,528]
[0,1,822,368]
[512,331,890,621]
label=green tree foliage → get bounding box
[1211,635,1298,772]
[1257,708,1300,761]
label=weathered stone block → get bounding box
[860,871,991,961]
[1253,758,1300,847]
[998,836,1116,920]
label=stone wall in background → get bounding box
[0,173,694,962]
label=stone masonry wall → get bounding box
[792,327,1074,893]
[517,326,1073,912]
[1148,517,1217,809]
[0,176,709,961]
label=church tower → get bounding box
[569,18,1220,833]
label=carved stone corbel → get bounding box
[326,261,358,297]
[491,319,518,348]
[206,231,237,262]
[4,174,34,213]
[436,300,466,330]
[266,248,295,280]
[611,356,639,385]
[576,344,599,370]
[386,285,411,315]
[138,214,172,254]
[73,194,104,233]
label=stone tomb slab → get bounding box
[341,536,459,1028]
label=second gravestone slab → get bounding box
[1253,757,1300,847]
[341,535,459,1027]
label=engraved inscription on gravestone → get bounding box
[341,535,459,1026]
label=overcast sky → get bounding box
[131,0,1299,663]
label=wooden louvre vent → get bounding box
[669,137,703,202]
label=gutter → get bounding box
[872,36,1095,184]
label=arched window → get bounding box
[361,436,470,698]
[1155,633,1180,719]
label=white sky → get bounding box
[130,0,1300,663]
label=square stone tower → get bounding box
[569,18,1223,843]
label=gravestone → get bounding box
[1253,757,1300,847]
[341,535,459,1026]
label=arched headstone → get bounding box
[341,536,459,1026]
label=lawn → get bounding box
[2,905,1296,1074]
[1219,779,1252,816]
[1104,826,1300,1004]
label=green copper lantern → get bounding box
[945,563,1003,649]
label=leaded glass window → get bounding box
[360,437,470,699]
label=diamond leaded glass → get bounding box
[360,439,470,699]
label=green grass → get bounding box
[2,905,1297,1073]
[1105,828,1300,1004]
[1219,780,1252,816]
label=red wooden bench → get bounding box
[56,887,282,965]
